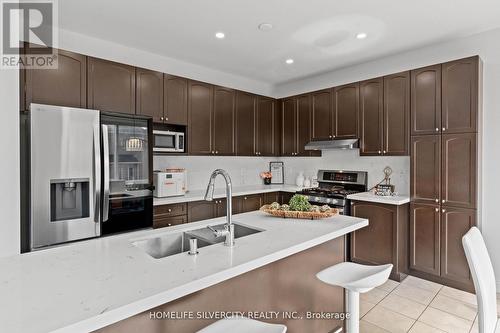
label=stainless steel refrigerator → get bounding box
[30,104,152,250]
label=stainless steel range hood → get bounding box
[304,138,359,150]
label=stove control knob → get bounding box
[326,198,332,204]
[314,197,320,202]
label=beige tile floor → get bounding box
[359,275,500,333]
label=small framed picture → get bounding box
[269,162,284,184]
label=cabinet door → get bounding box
[240,194,263,213]
[442,57,478,134]
[334,83,359,139]
[441,133,477,209]
[384,72,410,155]
[359,78,384,155]
[351,202,395,266]
[281,98,297,156]
[257,97,277,156]
[187,201,216,222]
[280,192,294,205]
[440,207,476,284]
[213,86,235,155]
[164,74,188,125]
[153,215,187,229]
[263,192,280,205]
[311,89,332,141]
[25,49,86,109]
[236,91,256,156]
[410,203,441,276]
[136,68,163,122]
[188,81,213,154]
[296,94,312,156]
[87,57,136,114]
[411,135,441,204]
[215,199,227,218]
[411,65,441,135]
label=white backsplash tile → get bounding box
[154,149,410,194]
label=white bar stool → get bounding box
[196,316,287,333]
[462,227,500,333]
[316,262,393,333]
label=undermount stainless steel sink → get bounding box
[133,223,263,259]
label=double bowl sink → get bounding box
[133,223,263,259]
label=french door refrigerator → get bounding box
[30,104,152,250]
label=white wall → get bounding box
[154,152,409,193]
[274,28,500,285]
[0,68,20,257]
[58,29,274,97]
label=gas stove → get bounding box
[296,170,368,215]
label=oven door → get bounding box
[306,198,347,215]
[153,131,180,152]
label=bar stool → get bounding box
[316,262,393,333]
[462,227,500,333]
[196,316,287,333]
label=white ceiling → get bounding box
[60,0,500,85]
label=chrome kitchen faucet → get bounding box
[204,169,235,247]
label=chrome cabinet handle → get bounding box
[215,151,219,154]
[378,150,381,154]
[435,208,439,212]
[211,151,215,154]
[435,128,439,132]
[435,198,439,203]
[168,208,172,212]
[329,135,332,139]
[442,200,445,203]
[167,223,172,227]
[442,127,446,131]
[442,209,446,213]
[383,150,386,154]
[244,197,247,200]
[165,117,168,121]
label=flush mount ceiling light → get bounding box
[258,23,273,31]
[215,32,225,39]
[356,32,367,39]
[285,58,294,64]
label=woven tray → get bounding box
[260,205,339,220]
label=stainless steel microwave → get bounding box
[153,130,185,153]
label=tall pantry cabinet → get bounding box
[409,56,481,292]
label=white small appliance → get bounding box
[153,169,187,197]
[153,130,185,153]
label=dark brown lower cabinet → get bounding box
[350,201,409,281]
[153,215,187,229]
[238,194,263,213]
[280,192,295,205]
[409,203,476,292]
[263,192,280,205]
[187,200,227,223]
[153,203,187,229]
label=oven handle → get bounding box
[101,124,110,222]
[93,123,101,223]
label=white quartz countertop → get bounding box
[153,184,305,206]
[0,211,367,333]
[347,191,410,205]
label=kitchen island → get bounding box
[0,211,367,333]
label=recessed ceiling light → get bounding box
[285,59,294,64]
[258,23,273,31]
[356,32,367,39]
[215,32,225,39]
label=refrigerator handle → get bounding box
[93,124,101,223]
[102,124,110,222]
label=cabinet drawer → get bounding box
[153,215,187,229]
[154,203,187,217]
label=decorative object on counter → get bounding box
[311,175,319,188]
[369,166,397,196]
[260,194,339,219]
[260,171,272,185]
[303,176,311,188]
[269,161,284,184]
[295,171,305,187]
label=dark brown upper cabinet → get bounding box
[410,65,442,135]
[441,57,479,134]
[384,72,410,155]
[135,68,163,121]
[440,206,475,285]
[359,77,384,155]
[281,97,297,156]
[441,133,477,209]
[334,83,359,139]
[411,135,441,205]
[410,203,441,276]
[188,80,213,155]
[296,94,312,156]
[235,91,256,156]
[164,74,188,125]
[213,86,236,155]
[24,49,87,110]
[87,57,136,114]
[257,96,277,156]
[311,89,333,141]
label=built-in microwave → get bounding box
[153,130,185,153]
